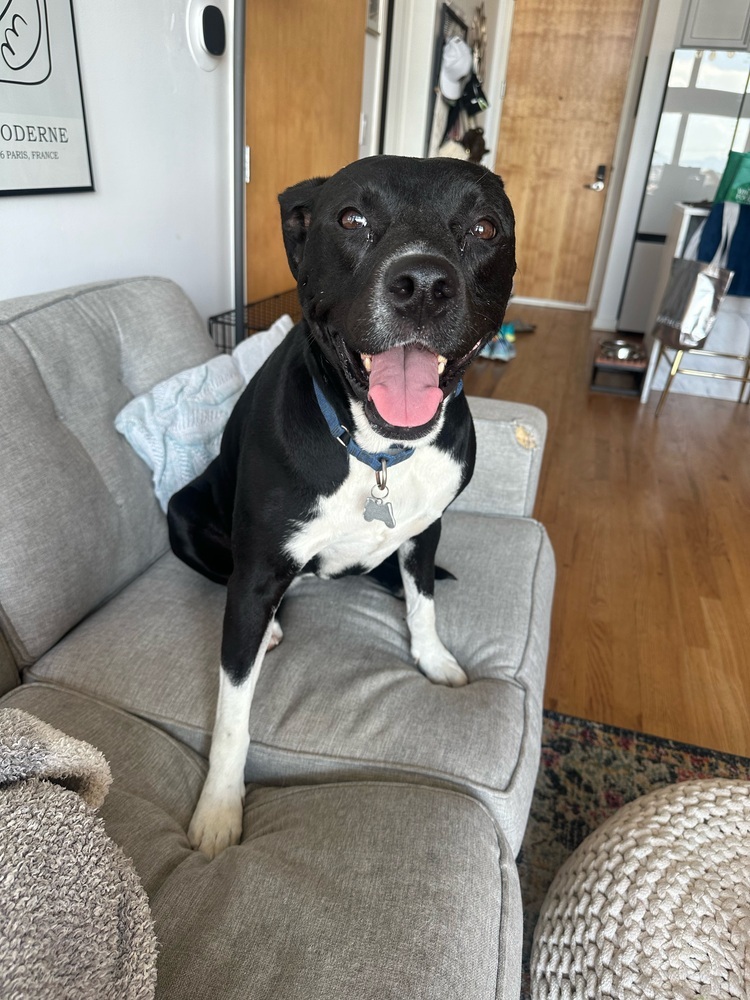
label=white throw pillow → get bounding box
[115,315,293,511]
[232,314,293,381]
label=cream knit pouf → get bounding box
[530,779,750,999]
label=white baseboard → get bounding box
[510,296,589,311]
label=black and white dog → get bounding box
[168,155,516,857]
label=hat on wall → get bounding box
[439,36,473,102]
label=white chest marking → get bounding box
[285,444,462,577]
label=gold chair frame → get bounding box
[653,340,750,416]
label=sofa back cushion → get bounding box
[0,277,218,667]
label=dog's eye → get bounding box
[339,208,368,231]
[470,219,497,241]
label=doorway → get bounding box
[244,0,367,302]
[494,0,644,306]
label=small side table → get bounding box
[590,346,648,397]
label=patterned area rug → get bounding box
[519,710,750,997]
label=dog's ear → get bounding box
[278,176,328,279]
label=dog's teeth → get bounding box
[437,355,447,375]
[361,354,372,372]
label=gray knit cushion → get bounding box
[25,509,554,853]
[1,684,523,1000]
[0,278,217,666]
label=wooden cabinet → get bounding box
[679,0,750,49]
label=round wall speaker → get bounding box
[186,0,226,71]
[202,6,226,57]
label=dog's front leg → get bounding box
[398,521,468,687]
[188,565,291,858]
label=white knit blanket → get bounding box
[115,315,293,510]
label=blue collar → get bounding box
[313,379,414,471]
[312,377,463,473]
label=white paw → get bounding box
[403,589,467,687]
[415,647,469,687]
[188,786,244,859]
[266,619,283,651]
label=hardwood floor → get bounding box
[463,306,750,757]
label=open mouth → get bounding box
[336,338,483,430]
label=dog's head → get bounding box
[279,155,515,440]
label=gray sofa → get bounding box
[0,277,555,999]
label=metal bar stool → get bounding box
[653,338,750,416]
[652,201,749,416]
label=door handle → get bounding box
[584,164,607,191]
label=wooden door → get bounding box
[245,0,367,302]
[495,0,643,304]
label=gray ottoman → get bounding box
[531,779,750,999]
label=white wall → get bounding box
[0,0,234,325]
[477,0,511,165]
[382,0,437,157]
[359,0,390,159]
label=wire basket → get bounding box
[208,289,302,353]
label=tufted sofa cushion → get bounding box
[2,683,524,1000]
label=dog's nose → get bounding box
[384,254,457,319]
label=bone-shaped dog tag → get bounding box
[363,495,396,529]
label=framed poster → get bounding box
[0,0,93,195]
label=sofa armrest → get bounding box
[0,630,20,697]
[450,396,548,518]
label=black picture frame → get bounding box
[0,0,94,196]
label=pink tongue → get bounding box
[368,345,443,428]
